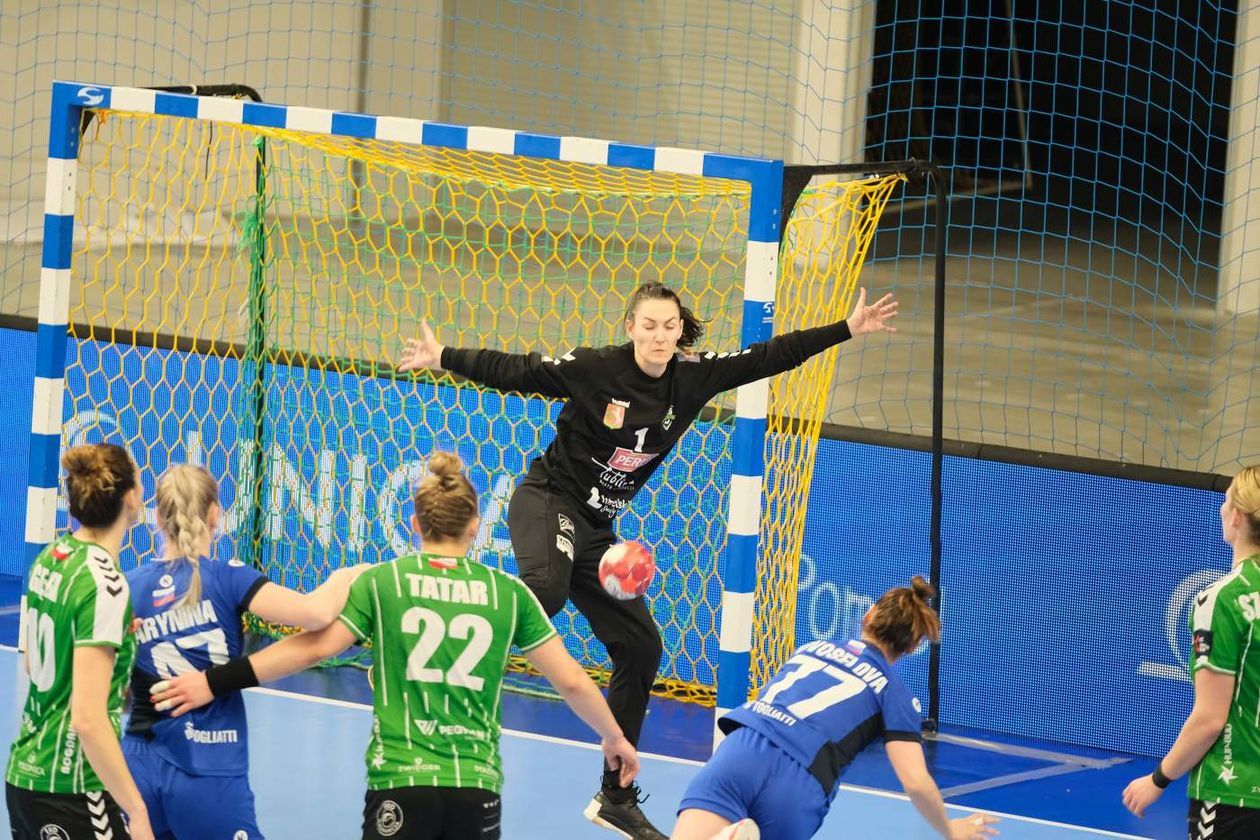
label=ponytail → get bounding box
[624,282,706,349]
[866,575,941,658]
[154,465,219,609]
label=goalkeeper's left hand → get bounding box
[847,287,899,336]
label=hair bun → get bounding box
[427,451,464,479]
[909,575,935,601]
[63,445,105,475]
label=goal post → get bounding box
[25,80,904,715]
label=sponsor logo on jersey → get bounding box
[153,581,177,608]
[411,719,487,740]
[39,825,70,840]
[375,800,404,837]
[662,404,676,430]
[234,832,249,840]
[557,514,574,536]
[154,574,177,606]
[14,755,46,778]
[747,699,798,727]
[603,399,629,429]
[1193,629,1213,657]
[556,534,574,562]
[585,487,629,517]
[1138,568,1225,682]
[184,721,239,744]
[1220,723,1236,784]
[59,727,79,776]
[228,559,246,568]
[89,552,125,598]
[607,448,658,473]
[594,461,637,492]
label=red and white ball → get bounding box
[598,541,656,600]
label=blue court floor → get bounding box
[0,639,1188,839]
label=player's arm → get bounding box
[247,564,370,630]
[1124,586,1239,817]
[524,636,640,787]
[396,318,576,398]
[150,622,358,718]
[1160,667,1234,776]
[1122,667,1233,817]
[887,741,998,840]
[700,288,897,393]
[71,646,154,840]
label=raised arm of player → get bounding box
[397,319,580,399]
[701,287,899,393]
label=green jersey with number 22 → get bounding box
[338,552,557,793]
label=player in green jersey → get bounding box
[1123,465,1260,839]
[150,450,638,839]
[6,443,155,840]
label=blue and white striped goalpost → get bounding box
[19,83,90,662]
[25,81,784,741]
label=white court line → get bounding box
[247,685,705,768]
[0,647,1150,838]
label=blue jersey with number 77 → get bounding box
[718,638,923,796]
[124,557,268,776]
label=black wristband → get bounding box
[204,656,259,697]
[1151,763,1173,789]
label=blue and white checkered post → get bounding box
[29,82,786,728]
[21,83,99,653]
[706,157,783,746]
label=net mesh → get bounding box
[753,173,906,691]
[61,107,901,703]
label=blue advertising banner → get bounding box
[801,439,1227,757]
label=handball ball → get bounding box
[598,541,655,600]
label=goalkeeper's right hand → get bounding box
[398,320,445,372]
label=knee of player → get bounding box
[619,626,663,672]
[522,578,568,616]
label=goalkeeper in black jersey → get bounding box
[398,282,898,839]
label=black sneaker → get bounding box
[583,783,668,840]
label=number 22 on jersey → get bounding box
[403,607,493,691]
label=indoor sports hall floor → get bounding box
[0,583,1184,840]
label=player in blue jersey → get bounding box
[672,577,1000,840]
[122,464,367,839]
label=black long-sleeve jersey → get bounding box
[440,320,854,522]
